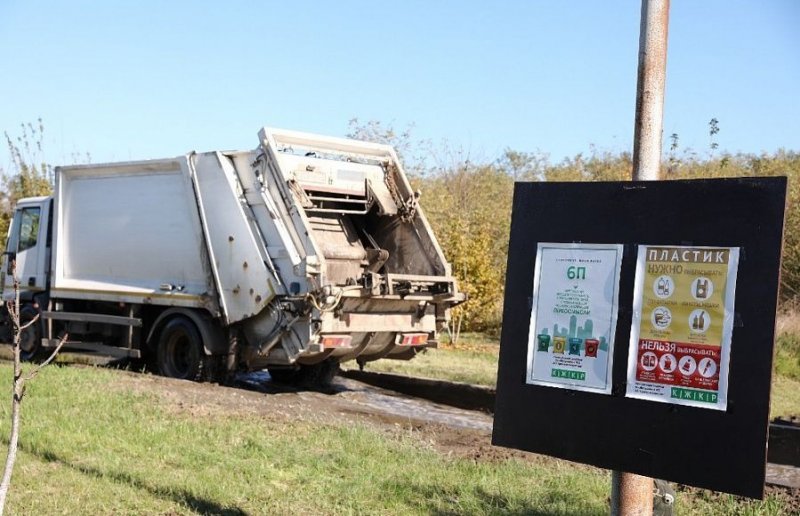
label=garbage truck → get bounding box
[0,127,464,384]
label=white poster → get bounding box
[625,245,739,410]
[525,243,624,394]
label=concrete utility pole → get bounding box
[611,471,654,516]
[613,0,670,513]
[631,0,670,182]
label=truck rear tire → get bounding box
[157,317,204,381]
[306,358,340,387]
[267,367,300,384]
[268,359,340,388]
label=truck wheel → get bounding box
[157,317,204,381]
[269,359,340,388]
[303,358,340,388]
[267,367,300,384]
[19,305,42,362]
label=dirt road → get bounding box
[119,370,529,465]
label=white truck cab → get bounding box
[2,196,51,302]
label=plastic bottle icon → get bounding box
[653,276,673,299]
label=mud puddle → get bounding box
[235,370,493,432]
[334,377,493,431]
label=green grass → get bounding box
[0,364,626,514]
[770,374,800,419]
[675,488,795,516]
[1,365,612,514]
[351,342,500,387]
[775,333,800,380]
[0,365,793,514]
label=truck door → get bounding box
[2,201,49,301]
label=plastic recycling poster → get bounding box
[626,245,739,410]
[526,243,623,394]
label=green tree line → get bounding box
[444,149,800,334]
[3,120,798,336]
[349,120,800,335]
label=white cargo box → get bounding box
[52,159,216,310]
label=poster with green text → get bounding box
[526,243,623,394]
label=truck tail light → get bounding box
[320,335,353,349]
[398,333,429,346]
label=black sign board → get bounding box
[492,177,786,499]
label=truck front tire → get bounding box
[19,305,42,361]
[157,317,204,381]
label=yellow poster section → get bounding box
[640,247,730,347]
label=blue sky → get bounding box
[0,1,797,170]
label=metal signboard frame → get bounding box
[492,177,786,499]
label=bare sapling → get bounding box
[0,262,66,515]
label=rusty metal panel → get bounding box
[328,312,435,333]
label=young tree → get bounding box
[0,263,65,514]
